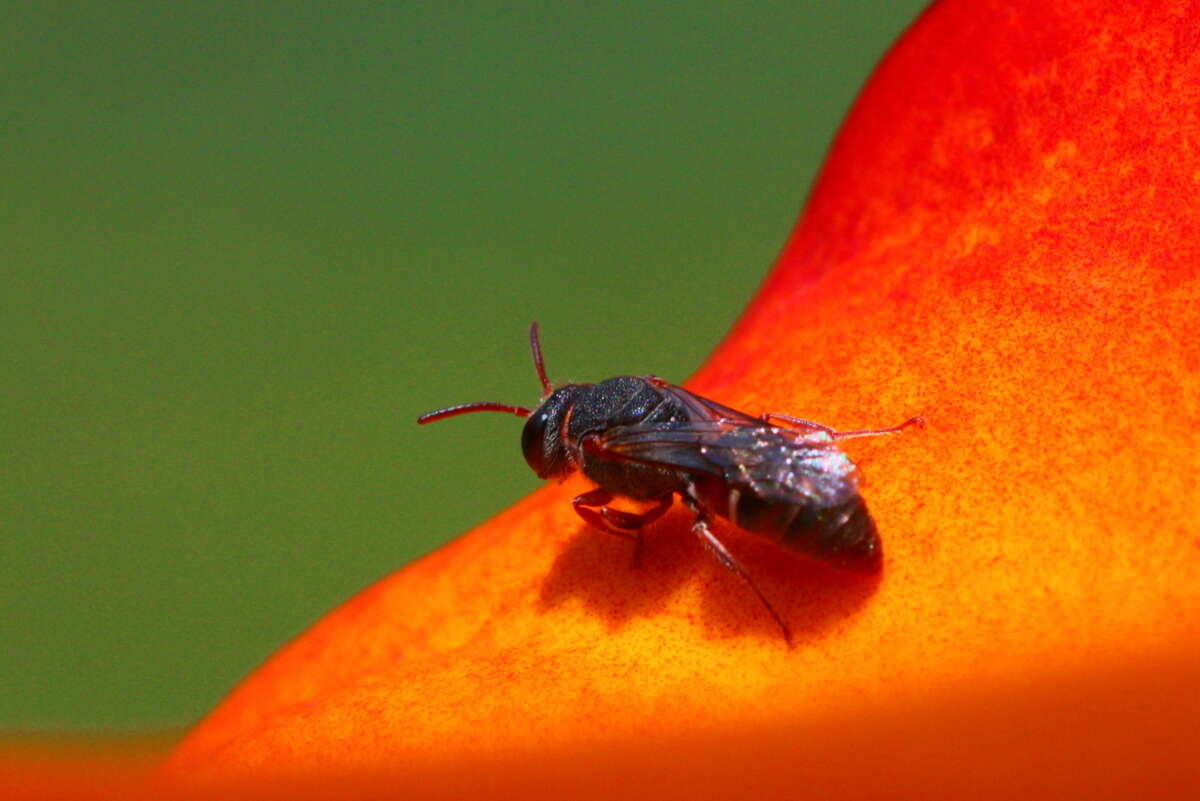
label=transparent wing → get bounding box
[593,419,860,509]
[649,382,763,426]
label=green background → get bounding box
[1,2,926,732]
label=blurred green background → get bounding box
[1,1,926,732]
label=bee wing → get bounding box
[650,382,764,426]
[592,420,750,477]
[594,420,860,508]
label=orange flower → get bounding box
[16,0,1200,796]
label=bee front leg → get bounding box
[571,488,672,568]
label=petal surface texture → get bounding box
[168,0,1200,787]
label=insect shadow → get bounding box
[537,506,882,646]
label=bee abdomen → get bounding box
[782,496,881,573]
[730,489,881,574]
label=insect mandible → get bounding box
[418,323,923,645]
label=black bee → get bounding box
[418,323,922,645]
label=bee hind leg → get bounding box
[762,412,925,441]
[571,488,672,568]
[682,495,794,647]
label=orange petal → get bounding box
[0,735,171,801]
[165,0,1200,793]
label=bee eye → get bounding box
[521,386,581,479]
[520,407,553,476]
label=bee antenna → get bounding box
[417,402,532,424]
[529,322,553,395]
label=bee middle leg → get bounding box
[571,488,672,568]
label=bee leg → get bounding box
[763,412,925,442]
[760,413,836,436]
[682,496,794,647]
[829,415,925,441]
[571,489,672,568]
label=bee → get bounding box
[418,323,922,645]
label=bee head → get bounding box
[521,384,586,479]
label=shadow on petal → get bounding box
[538,508,881,646]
